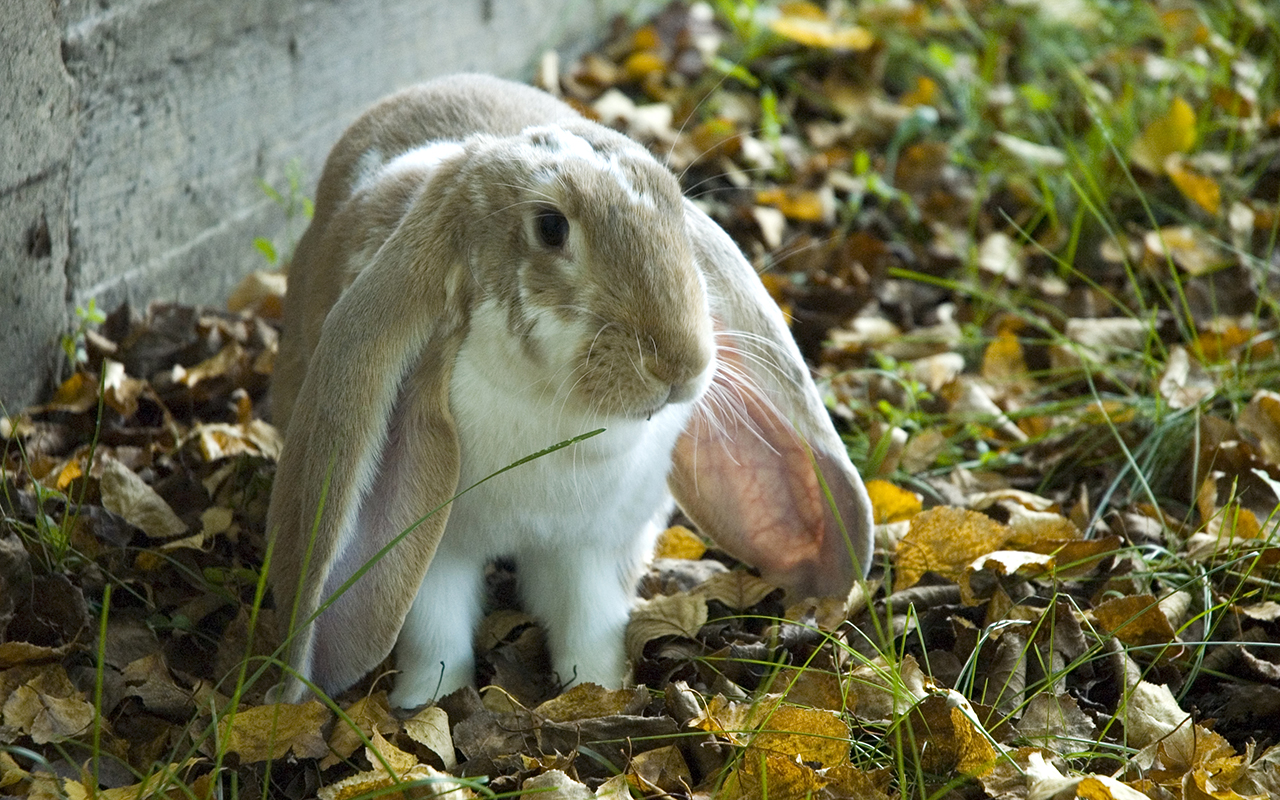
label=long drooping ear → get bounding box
[670,201,874,598]
[267,195,471,702]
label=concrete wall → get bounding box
[1,0,644,412]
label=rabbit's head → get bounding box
[439,122,715,420]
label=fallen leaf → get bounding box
[653,525,706,560]
[895,506,1012,592]
[218,700,330,762]
[99,458,187,539]
[322,692,397,770]
[1130,96,1197,174]
[534,682,646,722]
[0,664,95,744]
[403,704,457,772]
[1166,154,1221,215]
[769,3,874,50]
[696,570,779,610]
[626,592,708,661]
[627,745,691,794]
[865,479,922,524]
[1093,594,1180,650]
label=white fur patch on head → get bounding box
[521,125,657,209]
[354,141,465,195]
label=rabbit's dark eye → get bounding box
[535,207,569,248]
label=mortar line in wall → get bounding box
[74,196,277,304]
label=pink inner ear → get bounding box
[670,360,860,597]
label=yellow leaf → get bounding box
[54,458,83,491]
[39,372,99,414]
[1166,156,1221,215]
[653,525,706,560]
[903,694,998,776]
[755,187,826,221]
[697,570,780,610]
[218,701,331,762]
[749,705,850,767]
[622,50,665,81]
[534,682,644,722]
[366,729,417,776]
[901,76,938,107]
[729,750,828,800]
[403,704,457,771]
[865,479,922,524]
[322,692,396,770]
[981,329,1028,385]
[769,5,874,51]
[894,506,1011,592]
[1130,96,1197,173]
[1093,594,1178,649]
[627,745,691,794]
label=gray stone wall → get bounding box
[1,0,643,412]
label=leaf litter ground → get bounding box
[3,1,1280,798]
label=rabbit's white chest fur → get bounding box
[447,298,693,549]
[388,297,697,707]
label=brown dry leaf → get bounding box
[0,664,94,744]
[227,269,287,318]
[1166,154,1222,215]
[1130,96,1197,174]
[1144,225,1232,276]
[1017,692,1098,754]
[768,2,874,51]
[171,341,245,388]
[960,550,1055,604]
[403,704,457,772]
[982,329,1029,387]
[534,682,646,723]
[188,420,283,462]
[755,186,828,222]
[723,750,827,800]
[848,655,930,721]
[1122,679,1194,757]
[0,642,75,669]
[93,764,212,800]
[218,700,330,762]
[769,667,852,712]
[101,359,145,418]
[1238,389,1280,463]
[627,745,691,794]
[653,525,706,560]
[1093,594,1180,649]
[366,728,418,776]
[903,694,998,776]
[318,763,472,800]
[901,76,938,107]
[625,592,708,661]
[894,506,1012,591]
[99,458,187,539]
[1031,536,1123,575]
[1004,506,1083,547]
[748,704,850,767]
[36,371,99,414]
[696,570,778,610]
[1159,346,1215,408]
[690,693,787,745]
[322,692,397,770]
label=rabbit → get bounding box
[266,73,874,709]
